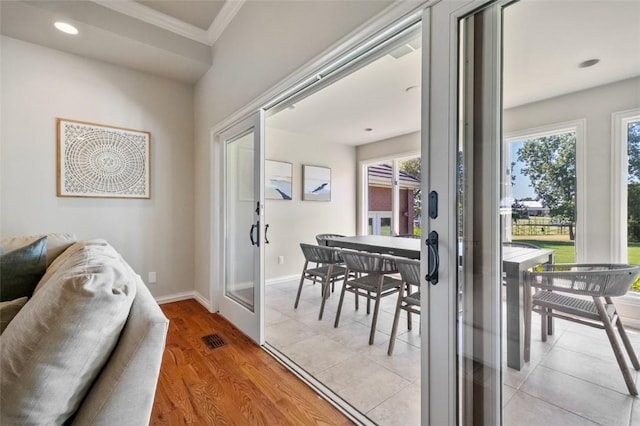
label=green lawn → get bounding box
[518,240,640,291]
[517,240,576,263]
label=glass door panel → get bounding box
[219,111,265,344]
[225,130,256,310]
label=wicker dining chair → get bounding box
[295,243,347,320]
[523,263,640,395]
[315,234,347,293]
[388,257,421,355]
[334,250,402,345]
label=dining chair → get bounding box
[334,249,402,345]
[523,263,640,395]
[388,258,421,355]
[295,243,347,320]
[314,234,346,292]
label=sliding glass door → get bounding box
[218,111,265,344]
[426,1,504,423]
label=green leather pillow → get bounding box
[0,236,47,302]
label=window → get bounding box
[503,119,586,261]
[364,156,421,236]
[612,109,640,264]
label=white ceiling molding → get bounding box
[207,0,245,45]
[92,0,210,45]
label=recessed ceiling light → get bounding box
[578,58,600,68]
[364,128,373,132]
[54,22,79,35]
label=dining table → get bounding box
[325,235,554,370]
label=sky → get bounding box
[510,140,536,200]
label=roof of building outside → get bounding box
[368,164,420,188]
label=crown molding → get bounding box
[92,0,211,45]
[207,0,245,45]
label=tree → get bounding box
[516,133,576,239]
[629,121,640,183]
[511,199,529,222]
[627,122,640,242]
[629,184,640,242]
[400,158,422,220]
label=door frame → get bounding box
[209,1,430,316]
[426,0,505,424]
[207,0,506,423]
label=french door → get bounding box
[218,111,265,344]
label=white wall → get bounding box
[504,76,640,262]
[265,128,357,281]
[0,36,195,299]
[193,1,392,306]
[357,131,420,163]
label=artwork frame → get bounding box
[265,160,293,200]
[57,118,151,199]
[303,165,331,201]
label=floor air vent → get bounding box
[202,334,226,351]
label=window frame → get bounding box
[504,119,586,262]
[611,108,640,262]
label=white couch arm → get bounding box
[71,279,169,426]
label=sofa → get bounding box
[0,234,169,425]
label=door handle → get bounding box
[250,224,257,246]
[425,231,439,285]
[264,224,270,244]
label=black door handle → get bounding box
[425,231,439,285]
[250,224,257,246]
[264,224,270,244]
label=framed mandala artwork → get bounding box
[57,119,151,199]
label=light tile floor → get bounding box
[265,279,640,425]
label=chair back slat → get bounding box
[300,243,343,264]
[395,258,421,287]
[340,249,398,274]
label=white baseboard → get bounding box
[155,291,212,312]
[155,292,195,304]
[193,291,212,311]
[266,274,299,286]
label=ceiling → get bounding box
[0,0,242,83]
[1,1,639,146]
[269,0,640,145]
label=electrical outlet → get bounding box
[278,256,284,265]
[148,271,157,284]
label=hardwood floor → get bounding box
[151,299,354,425]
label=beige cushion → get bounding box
[71,280,169,426]
[0,240,136,425]
[0,297,28,334]
[0,233,77,267]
